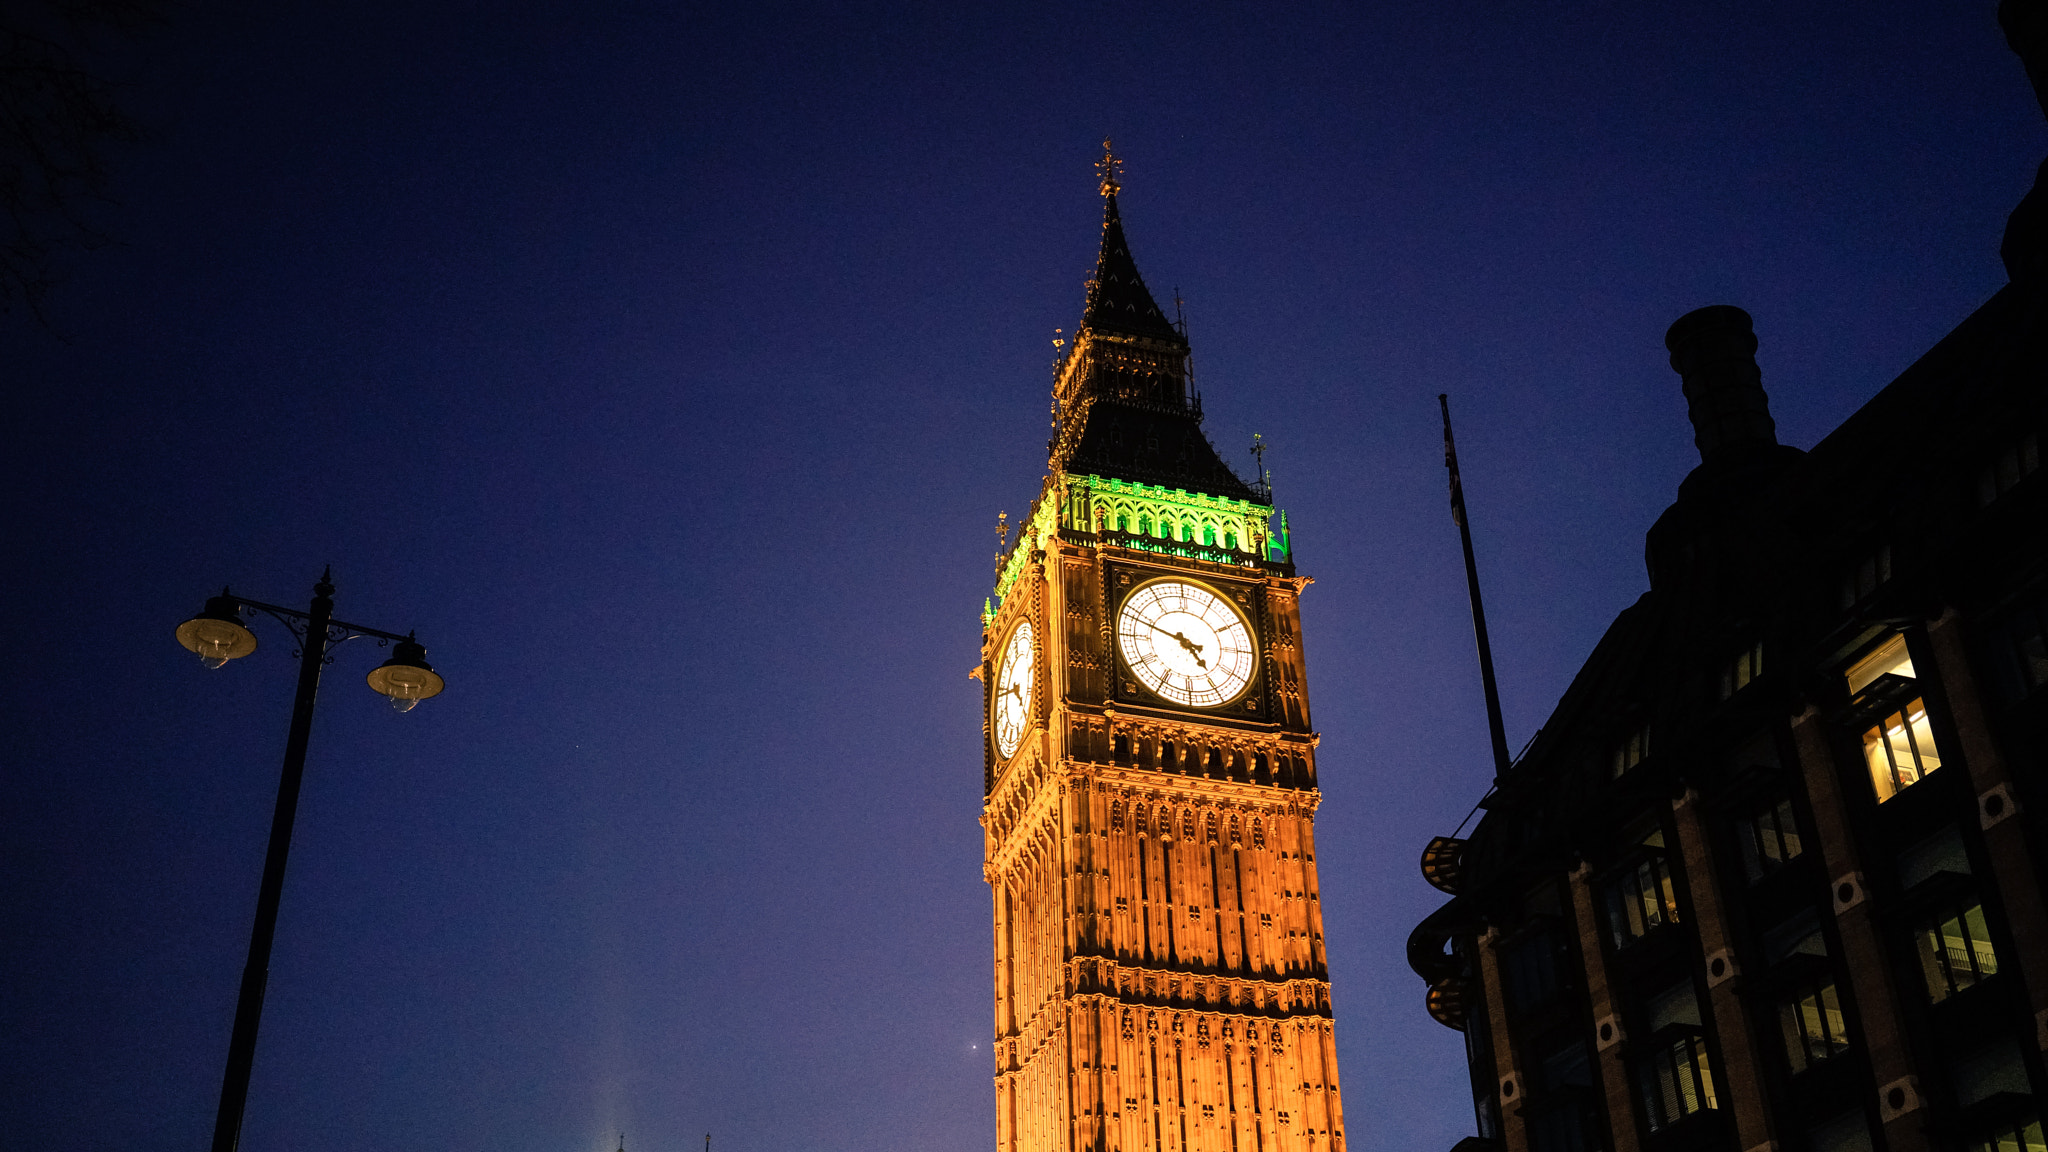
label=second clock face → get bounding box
[993,620,1034,759]
[1116,580,1256,708]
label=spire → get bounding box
[1051,142,1260,504]
[1082,140,1184,344]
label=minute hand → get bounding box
[1140,619,1208,668]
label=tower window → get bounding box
[1111,801,1125,832]
[1203,525,1216,546]
[1138,515,1152,535]
[1915,900,1999,1002]
[1225,531,1238,550]
[1116,514,1129,533]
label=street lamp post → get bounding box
[175,569,444,1152]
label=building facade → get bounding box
[1408,6,2048,1151]
[979,153,1348,1152]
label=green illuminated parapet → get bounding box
[984,160,1287,628]
[984,473,1290,623]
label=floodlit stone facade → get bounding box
[979,150,1347,1152]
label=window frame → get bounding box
[1840,631,1951,805]
[1975,429,2040,507]
[1776,976,1852,1075]
[1611,721,1652,778]
[1733,793,1805,884]
[1915,898,2001,1003]
[1720,640,1765,700]
[1600,849,1682,951]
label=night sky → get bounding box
[3,3,2040,1150]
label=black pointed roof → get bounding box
[1063,401,1261,501]
[1083,192,1185,344]
[1055,158,1260,503]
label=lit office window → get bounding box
[1862,700,1943,802]
[1845,637,1942,802]
[1846,634,1917,694]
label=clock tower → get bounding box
[978,148,1348,1152]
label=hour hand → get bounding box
[1141,620,1208,667]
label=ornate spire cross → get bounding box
[1097,137,1122,198]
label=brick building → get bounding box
[1406,4,2048,1150]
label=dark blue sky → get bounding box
[3,3,2038,1150]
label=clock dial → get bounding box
[1116,580,1256,708]
[993,620,1035,759]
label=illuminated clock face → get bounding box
[1116,580,1256,708]
[993,620,1034,759]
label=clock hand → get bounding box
[1138,619,1209,669]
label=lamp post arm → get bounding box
[209,584,333,1152]
[224,594,417,649]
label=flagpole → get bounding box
[1440,394,1514,782]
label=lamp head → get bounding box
[176,594,258,669]
[367,636,444,713]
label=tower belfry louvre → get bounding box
[978,146,1348,1152]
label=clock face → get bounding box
[1116,580,1256,708]
[993,620,1034,759]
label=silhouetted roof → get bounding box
[1083,193,1185,344]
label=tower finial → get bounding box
[1098,138,1121,198]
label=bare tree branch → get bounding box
[0,0,162,321]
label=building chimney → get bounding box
[2003,0,2048,281]
[1665,305,1777,465]
[2003,0,2048,121]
